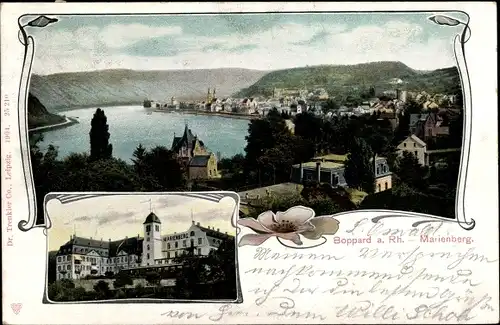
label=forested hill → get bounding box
[29,68,267,111]
[28,93,65,129]
[235,61,461,98]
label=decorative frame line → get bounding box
[42,191,243,304]
[16,11,474,240]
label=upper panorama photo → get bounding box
[26,12,464,222]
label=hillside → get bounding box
[29,68,267,111]
[28,93,65,129]
[235,61,461,99]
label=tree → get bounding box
[114,272,133,288]
[140,146,185,190]
[89,108,113,161]
[405,99,423,114]
[93,280,111,299]
[322,99,339,113]
[344,137,375,193]
[294,112,324,156]
[394,151,428,190]
[131,144,147,171]
[244,113,290,183]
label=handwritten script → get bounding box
[159,220,498,323]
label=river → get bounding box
[39,105,250,162]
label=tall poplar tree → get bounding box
[89,108,113,160]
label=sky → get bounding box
[24,12,466,75]
[46,194,237,251]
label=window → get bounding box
[197,248,201,255]
[155,225,159,232]
[413,143,416,147]
[125,256,128,262]
[198,238,202,245]
[146,237,150,242]
[66,265,70,270]
[58,266,61,271]
[403,143,407,147]
[190,231,195,237]
[57,256,61,262]
[167,243,171,249]
[183,240,187,247]
[163,238,166,241]
[167,252,170,258]
[385,182,388,190]
[175,242,178,248]
[376,167,380,174]
[174,251,178,257]
[146,225,151,232]
[414,151,418,156]
[147,245,150,251]
[146,253,150,259]
[209,170,212,176]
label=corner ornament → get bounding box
[237,206,340,249]
[17,15,58,233]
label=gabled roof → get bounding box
[189,155,212,167]
[171,124,196,152]
[198,225,233,241]
[62,236,110,249]
[109,236,143,257]
[408,134,427,147]
[143,212,161,224]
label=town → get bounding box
[140,80,462,217]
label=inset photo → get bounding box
[45,192,240,303]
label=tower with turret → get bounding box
[142,212,162,266]
[206,87,216,104]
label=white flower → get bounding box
[238,206,340,247]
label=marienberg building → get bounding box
[55,212,233,280]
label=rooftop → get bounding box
[312,154,348,163]
[295,161,344,169]
[143,212,161,224]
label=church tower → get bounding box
[207,88,212,104]
[142,212,162,266]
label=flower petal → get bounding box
[256,210,277,230]
[296,221,315,233]
[275,205,315,225]
[277,232,303,245]
[302,217,340,240]
[238,233,273,247]
[237,218,272,234]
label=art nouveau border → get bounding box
[42,191,243,304]
[16,10,474,236]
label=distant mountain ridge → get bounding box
[235,61,461,98]
[30,68,268,111]
[30,62,461,111]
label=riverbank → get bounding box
[47,102,142,112]
[153,109,260,120]
[29,116,79,133]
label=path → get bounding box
[29,116,78,133]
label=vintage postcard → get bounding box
[1,2,498,324]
